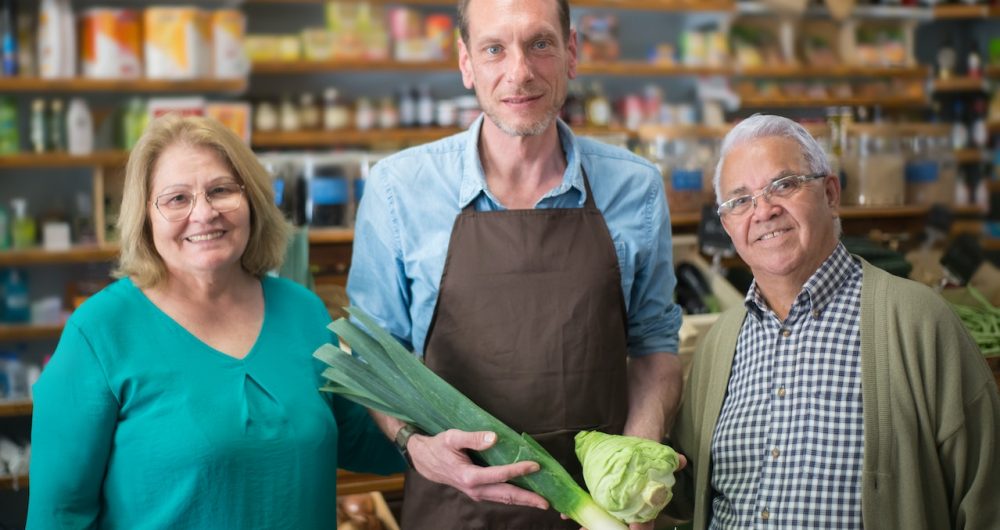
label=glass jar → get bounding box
[841,126,904,206]
[657,138,704,215]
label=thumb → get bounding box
[460,431,498,450]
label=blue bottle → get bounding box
[1,268,30,323]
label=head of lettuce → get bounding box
[574,430,680,524]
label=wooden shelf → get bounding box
[578,62,728,76]
[739,95,927,109]
[0,151,128,169]
[954,148,989,164]
[984,238,1000,252]
[931,77,988,93]
[252,59,457,74]
[989,180,1000,193]
[933,4,995,19]
[985,65,1000,78]
[337,470,404,496]
[671,211,702,227]
[737,65,929,79]
[253,127,462,148]
[309,228,355,244]
[0,245,119,266]
[0,323,63,341]
[0,77,246,94]
[0,474,28,491]
[245,0,735,9]
[0,400,32,418]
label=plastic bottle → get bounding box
[122,97,147,149]
[322,88,349,131]
[398,86,415,128]
[1,0,18,76]
[0,95,17,154]
[10,198,36,250]
[66,97,93,155]
[416,84,434,127]
[47,98,65,151]
[0,352,27,399]
[0,203,9,250]
[1,269,30,324]
[29,97,46,153]
[37,0,63,78]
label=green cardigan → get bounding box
[670,260,1000,530]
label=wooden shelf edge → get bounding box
[933,4,990,19]
[308,228,355,244]
[931,77,988,93]
[0,323,64,341]
[252,128,462,148]
[251,59,457,74]
[0,245,119,266]
[0,400,33,418]
[336,471,404,496]
[737,65,928,78]
[246,0,735,10]
[0,151,128,169]
[0,78,246,93]
[0,474,28,491]
[739,96,928,108]
[577,62,729,76]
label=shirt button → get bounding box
[777,386,786,398]
[812,309,821,318]
[772,447,780,458]
[761,508,770,520]
[781,328,791,337]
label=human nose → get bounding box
[749,188,779,219]
[506,48,533,84]
[187,191,218,221]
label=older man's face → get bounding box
[718,136,841,286]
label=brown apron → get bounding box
[400,172,630,530]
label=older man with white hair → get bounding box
[669,114,1000,530]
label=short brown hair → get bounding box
[457,0,570,45]
[114,114,290,288]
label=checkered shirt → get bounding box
[709,243,864,529]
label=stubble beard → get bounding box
[481,92,565,137]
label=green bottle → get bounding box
[0,96,17,155]
[10,198,36,250]
[0,203,9,250]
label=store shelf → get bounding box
[954,148,989,164]
[932,4,999,19]
[0,245,119,266]
[0,474,28,491]
[985,65,1000,78]
[309,228,355,245]
[671,211,702,227]
[578,62,729,76]
[0,400,33,418]
[0,77,246,94]
[737,2,930,19]
[737,65,929,79]
[739,95,927,108]
[246,0,735,9]
[251,59,457,74]
[0,323,63,341]
[252,127,462,148]
[931,77,988,93]
[337,470,404,496]
[0,151,128,169]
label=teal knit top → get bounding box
[28,276,404,529]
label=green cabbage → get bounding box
[574,430,680,524]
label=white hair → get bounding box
[713,114,833,205]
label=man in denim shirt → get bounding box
[348,1,682,528]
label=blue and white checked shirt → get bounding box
[710,243,864,529]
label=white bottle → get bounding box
[66,98,93,155]
[37,0,62,79]
[58,0,75,77]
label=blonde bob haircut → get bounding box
[113,114,290,288]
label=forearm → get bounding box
[369,408,407,440]
[623,352,683,441]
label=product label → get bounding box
[905,161,939,184]
[671,169,703,192]
[312,177,349,205]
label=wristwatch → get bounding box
[393,423,422,469]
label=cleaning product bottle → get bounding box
[37,0,62,79]
[1,268,30,324]
[66,97,93,155]
[10,198,36,249]
[1,0,18,76]
[47,98,65,151]
[0,95,16,154]
[0,202,9,250]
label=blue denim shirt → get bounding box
[347,115,681,357]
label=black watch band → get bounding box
[393,424,421,469]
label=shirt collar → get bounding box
[744,242,858,320]
[458,114,586,209]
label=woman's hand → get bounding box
[407,429,550,510]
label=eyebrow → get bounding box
[473,29,560,49]
[724,169,802,198]
[155,177,238,194]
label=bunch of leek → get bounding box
[314,308,628,530]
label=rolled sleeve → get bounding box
[626,178,682,356]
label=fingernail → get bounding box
[483,432,496,444]
[529,463,541,473]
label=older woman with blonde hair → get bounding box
[27,114,403,529]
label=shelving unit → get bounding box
[252,128,463,149]
[738,95,928,108]
[0,78,246,94]
[954,148,990,164]
[0,151,128,169]
[576,62,729,76]
[0,324,63,342]
[932,77,989,94]
[251,59,456,75]
[0,400,33,418]
[736,65,929,79]
[0,245,119,267]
